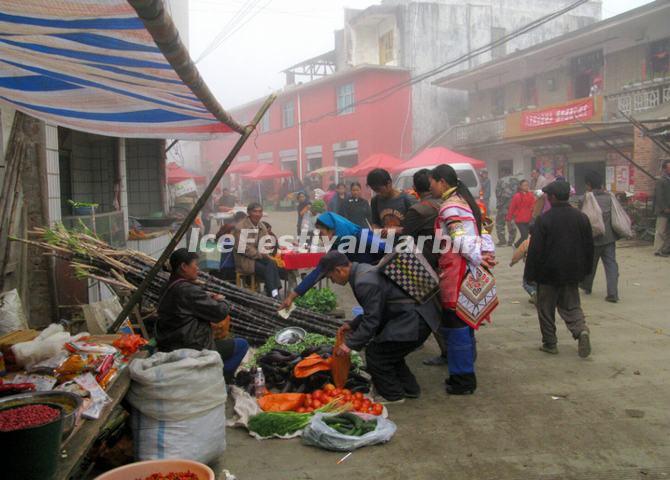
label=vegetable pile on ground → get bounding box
[322,413,378,437]
[301,384,383,416]
[0,404,60,431]
[138,473,199,480]
[248,398,344,438]
[294,288,337,314]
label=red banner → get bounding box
[521,98,594,131]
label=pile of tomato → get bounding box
[295,384,384,416]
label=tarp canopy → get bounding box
[242,163,293,181]
[393,147,487,172]
[227,161,259,174]
[344,153,402,177]
[0,0,243,140]
[166,162,205,184]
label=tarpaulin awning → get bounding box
[227,161,259,174]
[242,163,293,181]
[0,0,244,139]
[167,162,205,184]
[344,153,402,177]
[393,147,487,172]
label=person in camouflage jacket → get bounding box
[495,175,520,246]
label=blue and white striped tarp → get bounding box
[0,0,239,139]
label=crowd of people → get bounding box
[150,161,669,404]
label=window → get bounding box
[125,139,163,217]
[282,101,294,128]
[571,50,603,99]
[379,30,394,65]
[649,38,670,78]
[337,83,355,115]
[523,77,537,107]
[491,27,506,59]
[492,88,505,115]
[259,110,270,133]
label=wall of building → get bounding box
[604,45,647,93]
[201,68,412,184]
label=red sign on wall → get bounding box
[521,98,594,131]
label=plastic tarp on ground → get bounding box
[344,153,402,177]
[393,147,487,172]
[0,0,241,139]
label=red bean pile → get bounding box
[139,472,199,480]
[0,404,60,432]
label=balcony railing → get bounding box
[605,78,670,119]
[444,116,506,147]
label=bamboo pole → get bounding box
[107,94,276,333]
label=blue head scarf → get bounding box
[315,212,361,238]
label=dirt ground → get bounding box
[220,210,670,480]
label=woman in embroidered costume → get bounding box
[430,165,497,395]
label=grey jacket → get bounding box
[345,263,441,351]
[156,279,229,352]
[592,190,617,246]
[655,174,670,217]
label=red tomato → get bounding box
[312,400,323,409]
[362,399,371,409]
[353,392,364,400]
[305,407,314,413]
[372,404,383,416]
[324,384,335,392]
[332,388,341,396]
[305,398,313,408]
[352,400,362,410]
[297,407,306,413]
[342,394,352,402]
[342,389,352,396]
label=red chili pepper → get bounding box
[0,404,60,431]
[138,472,199,480]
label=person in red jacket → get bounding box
[506,179,535,248]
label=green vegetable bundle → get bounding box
[248,411,312,438]
[295,288,337,314]
[250,333,363,369]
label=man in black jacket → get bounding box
[321,252,440,402]
[524,181,593,358]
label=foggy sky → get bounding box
[189,0,656,109]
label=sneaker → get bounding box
[578,331,591,358]
[539,344,559,355]
[580,287,591,295]
[422,355,448,366]
[370,388,406,404]
[605,296,619,303]
[529,292,537,305]
[655,251,670,257]
[403,388,421,399]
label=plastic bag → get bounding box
[11,324,87,369]
[581,192,605,237]
[0,289,27,335]
[331,329,350,389]
[610,193,633,239]
[127,349,227,421]
[131,403,226,464]
[302,412,397,451]
[258,393,306,412]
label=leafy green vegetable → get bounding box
[295,288,337,314]
[248,411,311,437]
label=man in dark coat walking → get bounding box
[525,181,594,358]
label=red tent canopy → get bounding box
[228,161,259,174]
[344,153,403,177]
[392,147,487,173]
[166,162,206,184]
[242,163,293,180]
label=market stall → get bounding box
[241,164,293,204]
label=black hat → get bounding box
[542,180,571,199]
[317,251,351,279]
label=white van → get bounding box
[393,163,482,199]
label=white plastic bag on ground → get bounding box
[127,349,227,421]
[127,349,227,464]
[0,289,27,335]
[11,324,87,368]
[302,412,397,451]
[582,192,605,237]
[610,193,633,238]
[131,404,226,464]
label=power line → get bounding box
[291,0,590,128]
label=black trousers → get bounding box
[514,222,530,248]
[254,258,282,297]
[364,320,432,401]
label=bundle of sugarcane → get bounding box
[13,225,342,345]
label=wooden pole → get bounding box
[108,94,276,333]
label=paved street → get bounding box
[223,211,670,480]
